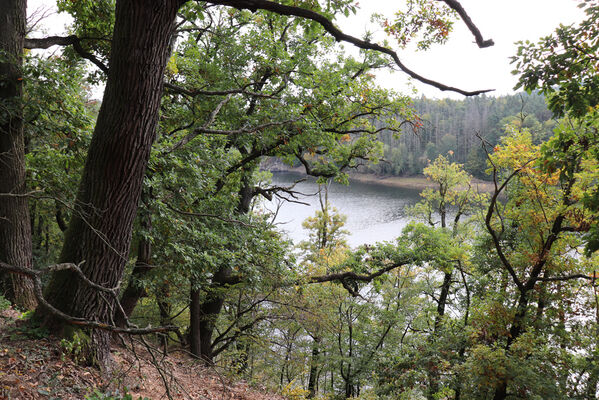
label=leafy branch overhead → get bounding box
[24,0,494,95]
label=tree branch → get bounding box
[535,274,597,283]
[24,35,109,74]
[164,82,277,99]
[438,0,494,48]
[308,257,413,284]
[208,0,493,96]
[0,261,178,335]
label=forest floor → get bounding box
[0,308,283,400]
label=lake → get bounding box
[261,172,423,247]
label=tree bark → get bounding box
[492,290,530,400]
[189,284,202,357]
[307,336,321,398]
[42,0,181,369]
[0,0,37,310]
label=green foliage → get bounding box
[0,295,11,311]
[8,312,49,340]
[513,0,599,117]
[15,2,599,399]
[377,0,456,51]
[56,0,115,82]
[60,330,90,364]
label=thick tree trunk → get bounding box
[0,0,37,310]
[42,0,181,370]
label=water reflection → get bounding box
[261,172,422,247]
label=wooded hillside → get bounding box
[0,1,598,400]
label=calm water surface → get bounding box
[263,172,423,247]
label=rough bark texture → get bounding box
[189,285,202,357]
[42,0,181,369]
[0,0,37,310]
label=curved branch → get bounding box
[438,0,494,48]
[24,35,109,74]
[0,261,178,335]
[208,0,493,96]
[308,257,413,284]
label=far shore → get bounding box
[347,172,495,192]
[270,168,495,193]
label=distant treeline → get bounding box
[363,92,555,178]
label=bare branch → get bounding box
[24,35,109,74]
[0,261,178,335]
[308,257,413,284]
[164,82,278,99]
[165,202,256,227]
[195,118,301,136]
[438,0,494,47]
[535,274,597,283]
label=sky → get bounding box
[339,0,586,98]
[27,0,586,99]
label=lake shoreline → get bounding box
[270,167,494,193]
[347,172,495,192]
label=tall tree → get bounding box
[43,0,183,368]
[0,0,36,310]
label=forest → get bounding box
[363,92,555,178]
[0,0,598,399]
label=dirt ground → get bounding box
[0,309,283,400]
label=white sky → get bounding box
[339,0,586,98]
[28,0,586,99]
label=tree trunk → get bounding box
[189,284,202,357]
[307,337,321,398]
[42,0,181,370]
[157,282,171,352]
[190,180,250,363]
[0,0,37,310]
[114,196,153,327]
[427,270,452,400]
[194,265,237,364]
[492,290,530,400]
[114,233,152,327]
